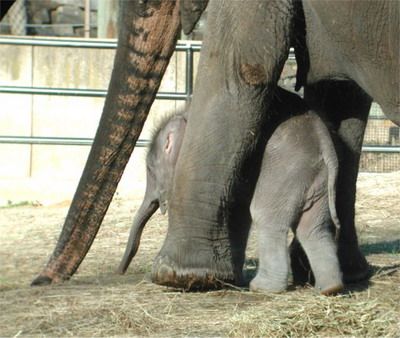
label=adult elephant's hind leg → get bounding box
[335,117,372,283]
[292,81,372,284]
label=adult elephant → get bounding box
[32,0,399,288]
[0,0,15,20]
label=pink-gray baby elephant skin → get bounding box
[32,0,399,288]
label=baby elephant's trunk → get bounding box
[117,196,159,274]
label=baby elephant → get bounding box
[118,89,343,295]
[249,110,342,295]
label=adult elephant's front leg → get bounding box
[291,81,372,284]
[152,0,294,289]
[153,95,261,288]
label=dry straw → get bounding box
[0,172,399,336]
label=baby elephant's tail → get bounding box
[311,114,341,240]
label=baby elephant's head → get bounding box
[117,112,187,274]
[146,113,187,213]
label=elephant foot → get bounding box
[31,275,53,286]
[290,239,371,285]
[337,241,371,283]
[314,269,344,295]
[151,254,239,290]
[319,283,344,296]
[249,274,287,293]
[31,270,67,286]
[340,251,371,284]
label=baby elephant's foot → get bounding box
[319,283,344,296]
[249,274,287,293]
[315,278,344,295]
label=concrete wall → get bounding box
[1,39,398,205]
[0,38,190,205]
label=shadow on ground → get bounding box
[361,240,400,255]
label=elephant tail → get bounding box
[311,113,341,240]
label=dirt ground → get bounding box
[0,172,399,337]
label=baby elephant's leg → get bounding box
[296,197,343,295]
[250,202,297,293]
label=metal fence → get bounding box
[0,36,399,172]
[0,36,201,146]
[360,103,400,172]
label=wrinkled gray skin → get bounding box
[119,89,343,294]
[32,0,399,288]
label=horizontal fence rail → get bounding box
[0,36,397,157]
[0,36,202,49]
[0,37,204,147]
[0,23,97,28]
[362,146,400,153]
[0,86,189,100]
[0,136,150,147]
[1,136,397,153]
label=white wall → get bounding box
[0,38,192,205]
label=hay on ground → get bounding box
[0,172,399,337]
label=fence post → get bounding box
[84,0,91,38]
[97,0,119,38]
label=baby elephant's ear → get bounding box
[180,0,209,35]
[163,117,187,164]
[164,132,175,155]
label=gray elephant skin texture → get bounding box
[32,0,398,288]
[119,88,343,295]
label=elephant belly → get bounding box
[303,0,399,122]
